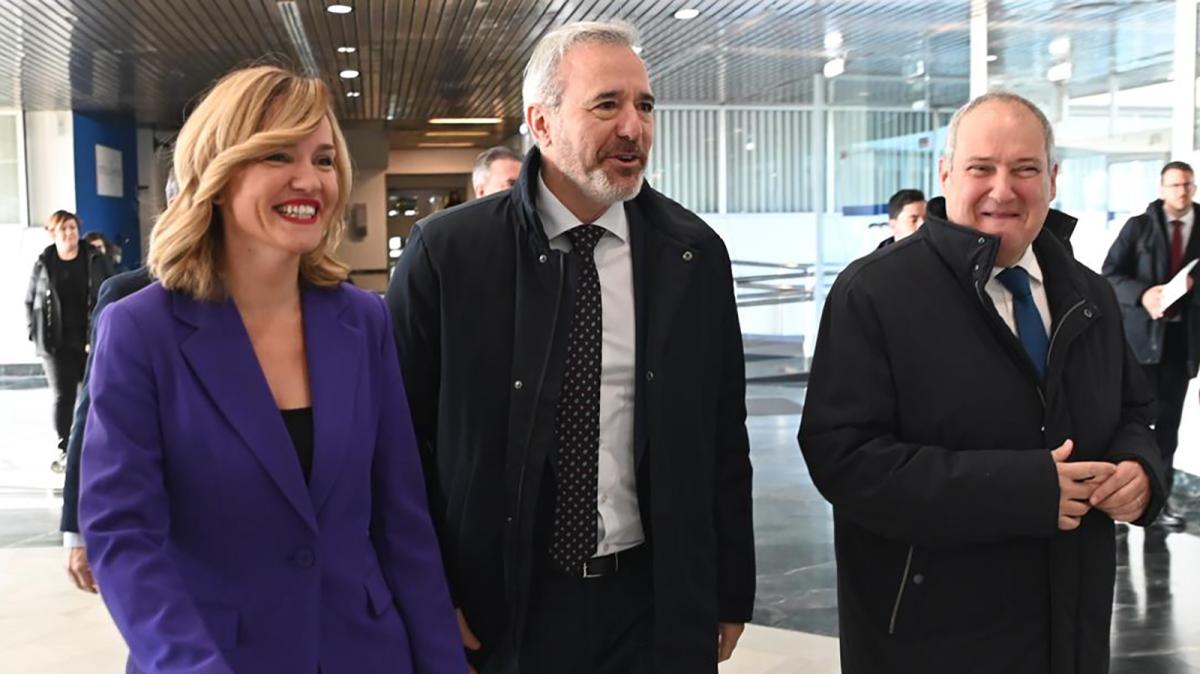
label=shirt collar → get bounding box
[1169,206,1195,229]
[536,171,628,243]
[991,244,1044,286]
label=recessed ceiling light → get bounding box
[386,114,395,120]
[428,117,501,125]
[418,142,477,148]
[327,4,353,14]
[388,209,399,217]
[404,209,417,217]
[824,31,843,51]
[1049,37,1071,57]
[674,8,699,20]
[337,46,357,54]
[346,91,361,98]
[987,53,999,62]
[339,69,359,79]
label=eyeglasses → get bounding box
[1163,182,1196,192]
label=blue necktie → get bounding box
[996,266,1048,381]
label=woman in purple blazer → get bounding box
[79,66,466,674]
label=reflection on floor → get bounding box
[3,379,1200,672]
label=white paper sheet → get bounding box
[1162,258,1199,311]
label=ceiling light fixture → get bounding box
[388,209,399,217]
[987,53,999,62]
[337,46,357,54]
[824,31,843,51]
[823,57,845,79]
[674,8,700,20]
[327,4,353,14]
[418,142,477,148]
[425,130,490,137]
[346,91,361,97]
[339,69,359,79]
[1049,36,1070,57]
[428,117,501,125]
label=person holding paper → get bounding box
[1103,160,1200,530]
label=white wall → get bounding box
[136,128,174,250]
[338,129,391,291]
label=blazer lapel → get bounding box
[175,293,318,532]
[302,285,362,514]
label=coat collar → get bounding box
[173,283,362,530]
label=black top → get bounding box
[50,251,90,348]
[280,407,314,482]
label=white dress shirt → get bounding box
[1164,205,1194,253]
[986,245,1052,339]
[537,174,644,557]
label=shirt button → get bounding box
[912,573,924,585]
[600,494,608,504]
[294,548,315,568]
[682,250,694,262]
[513,380,524,390]
[538,254,548,263]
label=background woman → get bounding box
[24,210,111,471]
[80,65,464,674]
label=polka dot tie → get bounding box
[550,224,605,575]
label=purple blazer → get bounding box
[80,282,465,674]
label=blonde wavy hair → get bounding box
[148,65,352,300]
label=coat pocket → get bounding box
[195,603,240,650]
[365,570,396,617]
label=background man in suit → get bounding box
[472,145,524,198]
[800,92,1164,673]
[387,20,754,674]
[874,188,927,249]
[1102,161,1200,529]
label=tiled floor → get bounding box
[4,377,1200,672]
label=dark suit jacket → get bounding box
[61,267,153,536]
[386,147,755,673]
[80,282,464,673]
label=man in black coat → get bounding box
[799,92,1165,673]
[386,20,754,674]
[61,266,154,592]
[1102,161,1200,530]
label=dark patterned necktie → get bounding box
[549,224,605,575]
[996,266,1048,381]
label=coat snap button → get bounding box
[682,251,694,262]
[513,380,524,390]
[977,237,986,245]
[973,264,980,271]
[646,370,655,381]
[538,254,548,263]
[1083,308,1094,318]
[912,573,924,585]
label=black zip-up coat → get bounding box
[385,148,755,673]
[25,244,109,356]
[799,198,1165,674]
[1101,199,1200,374]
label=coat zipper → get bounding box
[888,544,915,635]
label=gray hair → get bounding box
[522,20,641,113]
[943,91,1057,169]
[472,145,523,190]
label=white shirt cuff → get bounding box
[63,531,83,548]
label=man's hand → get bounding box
[1089,460,1152,523]
[457,609,481,674]
[718,622,744,662]
[1052,440,1117,531]
[66,546,98,593]
[1142,285,1166,319]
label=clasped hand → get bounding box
[1052,439,1151,530]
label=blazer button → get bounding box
[513,380,524,390]
[682,251,694,262]
[912,573,924,585]
[646,370,654,382]
[538,254,548,263]
[294,548,315,568]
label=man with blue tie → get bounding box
[1102,161,1200,530]
[799,92,1165,674]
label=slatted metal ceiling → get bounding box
[0,0,1179,141]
